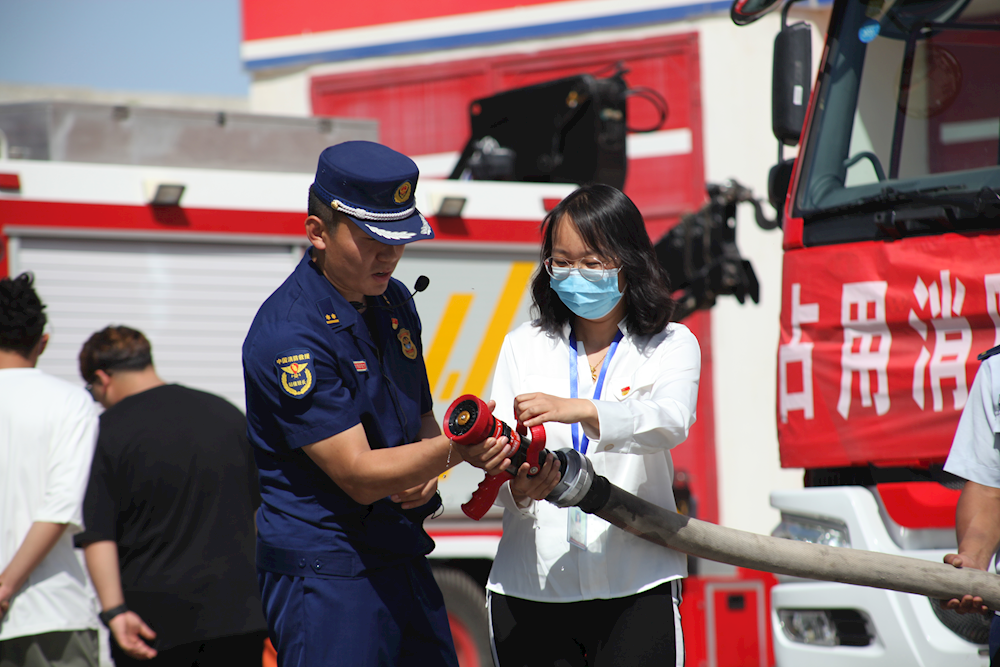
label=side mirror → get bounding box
[768,158,796,216]
[772,21,811,146]
[731,0,783,25]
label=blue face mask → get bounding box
[550,269,623,320]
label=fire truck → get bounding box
[733,0,1000,663]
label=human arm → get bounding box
[0,522,68,620]
[505,326,700,455]
[942,361,1000,613]
[514,394,598,432]
[389,412,450,510]
[82,541,157,659]
[572,325,701,454]
[303,422,453,505]
[2,388,99,619]
[506,451,562,507]
[942,481,1000,613]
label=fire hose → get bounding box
[443,394,1000,609]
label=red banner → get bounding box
[778,230,1000,469]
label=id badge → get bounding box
[567,507,588,550]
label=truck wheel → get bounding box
[432,566,492,667]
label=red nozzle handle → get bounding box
[462,469,514,520]
[461,422,548,519]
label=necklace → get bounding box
[589,352,607,381]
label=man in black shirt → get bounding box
[75,326,267,667]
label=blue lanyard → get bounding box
[569,328,624,454]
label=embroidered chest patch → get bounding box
[275,348,314,398]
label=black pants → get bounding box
[110,631,268,667]
[489,582,683,667]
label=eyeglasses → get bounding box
[543,256,619,282]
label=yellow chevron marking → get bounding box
[440,371,461,401]
[462,261,535,398]
[424,293,474,393]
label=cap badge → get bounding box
[275,349,315,398]
[397,328,418,360]
[394,181,412,204]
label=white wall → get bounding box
[699,11,827,536]
[248,69,312,117]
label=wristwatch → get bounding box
[98,603,128,628]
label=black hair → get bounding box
[308,185,343,232]
[78,326,154,384]
[530,184,676,337]
[0,272,47,357]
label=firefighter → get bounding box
[242,141,506,667]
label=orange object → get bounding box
[263,637,278,667]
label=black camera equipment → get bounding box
[655,181,775,321]
[449,64,666,189]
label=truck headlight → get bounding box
[772,513,850,548]
[778,610,838,646]
[778,609,874,646]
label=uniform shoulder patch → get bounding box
[274,348,315,398]
[979,345,1000,362]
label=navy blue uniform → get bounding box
[242,250,456,666]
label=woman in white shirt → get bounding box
[480,183,701,666]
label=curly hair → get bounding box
[530,184,676,337]
[78,325,154,384]
[0,272,47,357]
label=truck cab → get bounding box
[734,0,1000,662]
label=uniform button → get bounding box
[603,444,614,452]
[313,559,322,571]
[298,558,306,568]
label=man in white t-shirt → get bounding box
[943,345,1000,665]
[0,272,100,666]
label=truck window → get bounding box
[794,0,1000,245]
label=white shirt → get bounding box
[944,354,1000,574]
[0,368,100,640]
[944,355,1000,489]
[486,320,701,602]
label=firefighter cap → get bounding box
[312,141,434,245]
